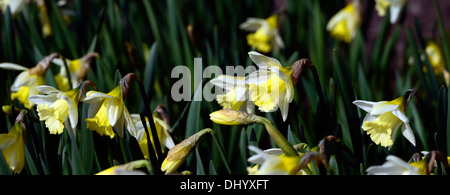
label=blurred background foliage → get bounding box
[1,0,450,175]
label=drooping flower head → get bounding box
[28,81,95,137]
[82,74,137,139]
[353,93,416,148]
[246,51,295,121]
[0,53,60,109]
[240,14,284,53]
[326,1,361,43]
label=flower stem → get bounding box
[255,117,298,157]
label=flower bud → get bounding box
[209,109,258,125]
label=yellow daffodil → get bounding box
[96,160,151,175]
[0,0,26,14]
[0,54,59,109]
[375,0,406,24]
[366,155,426,175]
[246,51,294,121]
[326,2,361,43]
[130,113,175,159]
[82,85,136,139]
[0,122,25,174]
[161,128,213,174]
[247,146,301,175]
[52,52,99,92]
[424,41,445,76]
[28,85,82,137]
[353,96,416,148]
[209,75,255,113]
[239,14,284,53]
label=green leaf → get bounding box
[195,147,205,175]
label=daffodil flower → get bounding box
[161,128,213,174]
[353,96,416,148]
[209,108,259,126]
[424,41,445,76]
[247,146,301,175]
[0,120,25,174]
[239,14,284,53]
[246,51,294,121]
[0,53,59,109]
[366,155,426,175]
[81,85,136,139]
[209,75,255,114]
[326,2,361,43]
[52,52,99,92]
[0,0,26,14]
[130,113,175,159]
[375,0,406,24]
[28,85,84,137]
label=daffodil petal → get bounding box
[239,18,265,31]
[28,94,58,105]
[370,101,399,115]
[87,100,104,118]
[352,100,377,113]
[392,109,409,123]
[278,90,289,121]
[248,51,283,70]
[0,63,29,71]
[401,123,416,146]
[123,105,137,138]
[113,114,125,138]
[82,92,113,102]
[36,85,61,95]
[245,69,272,85]
[106,98,124,127]
[10,71,32,92]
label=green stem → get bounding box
[255,117,298,157]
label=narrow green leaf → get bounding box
[195,147,205,175]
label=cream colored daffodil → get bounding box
[366,155,426,175]
[52,52,99,92]
[240,14,284,53]
[375,0,406,24]
[0,122,25,174]
[0,0,26,14]
[326,2,361,43]
[209,75,255,114]
[0,53,60,109]
[353,96,416,148]
[246,51,294,121]
[247,146,301,175]
[28,85,83,137]
[130,113,175,159]
[81,85,136,139]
